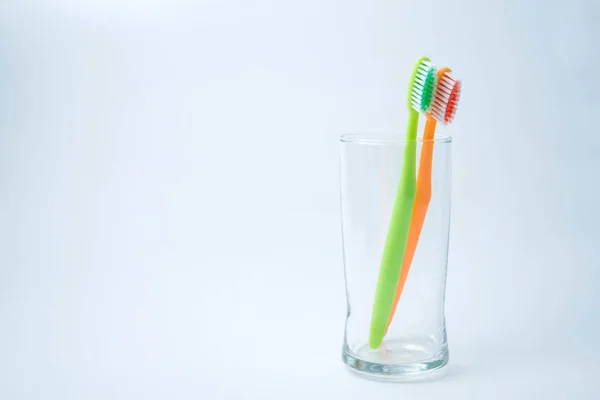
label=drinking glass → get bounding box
[340,133,452,381]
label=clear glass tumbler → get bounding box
[340,133,452,381]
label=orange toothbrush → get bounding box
[386,67,461,332]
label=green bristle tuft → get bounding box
[420,68,436,111]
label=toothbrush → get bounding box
[368,57,437,349]
[385,68,462,333]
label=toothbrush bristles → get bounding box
[411,61,437,113]
[430,72,461,124]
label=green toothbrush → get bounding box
[368,57,437,349]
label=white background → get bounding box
[1,0,599,398]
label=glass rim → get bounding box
[340,133,452,145]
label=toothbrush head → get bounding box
[430,68,461,124]
[408,56,437,113]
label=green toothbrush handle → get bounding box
[369,111,418,349]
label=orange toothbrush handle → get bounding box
[386,116,437,332]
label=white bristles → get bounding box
[410,61,437,113]
[430,72,461,124]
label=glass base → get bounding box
[342,339,449,382]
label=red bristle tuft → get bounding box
[444,80,461,123]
